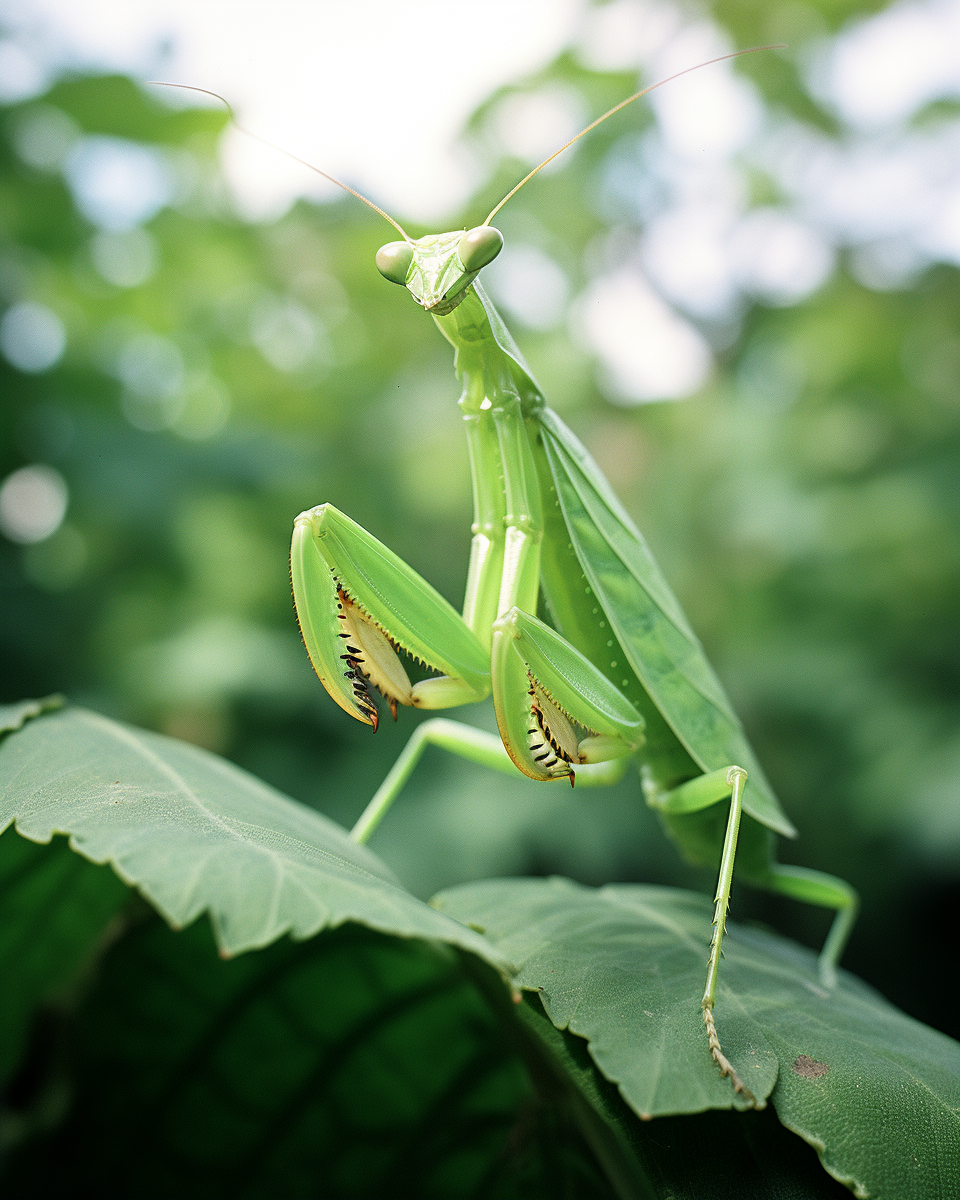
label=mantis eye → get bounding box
[457,226,503,273]
[376,241,415,285]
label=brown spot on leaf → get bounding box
[792,1054,828,1079]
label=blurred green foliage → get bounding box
[1,7,957,1062]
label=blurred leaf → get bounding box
[43,75,228,143]
[434,877,960,1199]
[0,828,127,1083]
[4,917,614,1200]
[0,706,504,963]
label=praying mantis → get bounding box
[181,50,859,1104]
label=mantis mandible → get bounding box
[184,50,858,1104]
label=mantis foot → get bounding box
[702,1004,764,1109]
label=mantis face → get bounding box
[375,227,503,314]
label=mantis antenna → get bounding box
[484,45,784,226]
[146,81,412,242]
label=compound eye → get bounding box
[457,226,503,273]
[375,241,414,285]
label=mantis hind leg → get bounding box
[657,766,760,1104]
[739,862,858,989]
[656,767,859,1103]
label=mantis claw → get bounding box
[291,504,490,726]
[491,607,644,782]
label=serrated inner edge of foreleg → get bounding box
[334,577,452,676]
[333,586,382,725]
[334,576,454,722]
[526,676,583,777]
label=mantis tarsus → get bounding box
[185,50,859,1105]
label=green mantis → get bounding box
[287,52,858,1104]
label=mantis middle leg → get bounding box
[350,717,632,844]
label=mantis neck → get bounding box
[431,283,544,418]
[431,284,544,638]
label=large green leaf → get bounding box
[0,706,503,963]
[3,917,615,1199]
[434,877,960,1200]
[5,908,852,1200]
[436,876,778,1115]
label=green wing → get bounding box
[472,281,545,410]
[538,409,796,840]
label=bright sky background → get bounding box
[1,0,960,415]
[0,0,587,220]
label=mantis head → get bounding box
[375,227,503,314]
[368,51,777,314]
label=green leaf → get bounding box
[4,918,614,1199]
[0,706,504,964]
[0,695,63,736]
[434,877,960,1200]
[436,876,778,1115]
[0,828,127,1083]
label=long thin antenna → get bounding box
[147,82,411,241]
[483,46,784,226]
